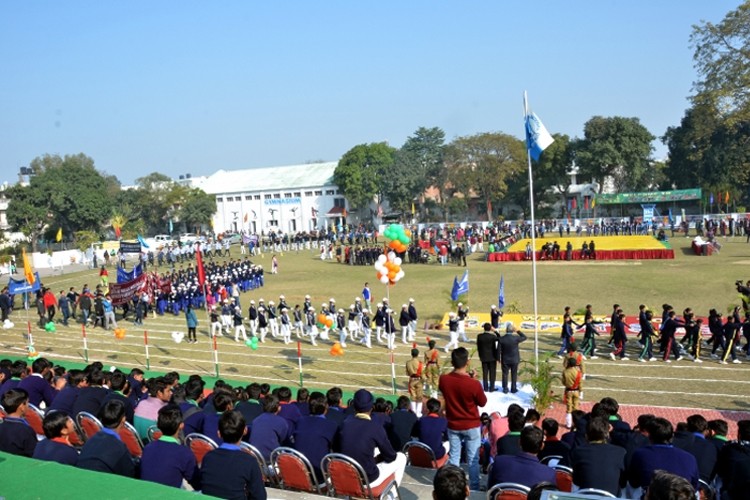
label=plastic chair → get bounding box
[553,464,574,492]
[25,403,46,437]
[576,488,616,497]
[271,446,325,494]
[698,479,716,500]
[486,482,530,500]
[321,452,400,500]
[76,411,103,440]
[240,441,278,486]
[402,440,449,469]
[539,454,563,467]
[146,425,163,442]
[0,403,7,419]
[118,421,145,458]
[184,432,218,467]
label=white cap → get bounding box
[281,308,288,312]
[250,300,255,304]
[305,294,310,299]
[269,300,274,305]
[402,304,407,308]
[491,305,496,309]
[355,297,361,301]
[330,298,335,302]
[279,295,285,299]
[409,298,414,302]
[350,304,355,309]
[362,309,369,314]
[259,298,265,302]
[308,307,315,311]
[449,312,456,317]
[338,308,344,313]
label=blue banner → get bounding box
[117,264,142,284]
[8,273,41,294]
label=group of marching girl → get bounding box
[207,289,420,350]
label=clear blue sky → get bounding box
[0,1,741,185]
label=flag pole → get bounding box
[82,324,89,363]
[144,330,151,370]
[524,91,540,371]
[297,340,303,387]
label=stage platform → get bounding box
[487,235,674,261]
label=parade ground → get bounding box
[2,233,750,414]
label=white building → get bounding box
[201,162,347,234]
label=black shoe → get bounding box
[502,388,509,394]
[511,388,518,393]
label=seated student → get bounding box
[599,397,631,447]
[48,369,86,415]
[388,395,417,452]
[0,360,27,402]
[432,464,469,500]
[292,391,339,481]
[537,418,571,465]
[140,404,200,490]
[488,425,557,489]
[233,384,262,426]
[707,419,729,454]
[133,377,172,439]
[294,387,310,417]
[71,369,110,418]
[715,419,750,500]
[340,389,407,488]
[77,399,136,477]
[496,408,526,456]
[644,470,695,500]
[628,417,699,491]
[101,371,135,424]
[179,377,206,434]
[249,394,290,460]
[414,397,449,460]
[276,386,302,433]
[0,389,37,457]
[671,414,717,483]
[201,410,267,500]
[17,357,63,408]
[200,392,235,445]
[324,386,348,429]
[32,411,79,466]
[570,416,626,496]
[487,403,524,458]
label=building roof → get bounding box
[201,162,338,195]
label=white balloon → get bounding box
[379,275,389,284]
[377,254,387,264]
[387,251,396,262]
[374,262,384,272]
[171,331,184,344]
[394,257,402,266]
[396,270,405,279]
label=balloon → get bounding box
[387,251,396,261]
[377,254,387,264]
[379,275,389,284]
[114,328,126,340]
[171,331,184,344]
[45,322,56,333]
[246,337,259,350]
[393,257,402,266]
[330,342,344,356]
[399,235,409,244]
[325,318,333,328]
[317,313,327,324]
[404,229,412,237]
[374,262,384,272]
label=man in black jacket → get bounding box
[77,399,136,477]
[672,414,718,483]
[570,416,626,496]
[476,323,498,392]
[495,324,526,393]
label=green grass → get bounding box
[3,235,750,411]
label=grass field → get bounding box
[2,233,750,411]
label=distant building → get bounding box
[200,162,347,234]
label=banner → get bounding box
[120,241,141,254]
[596,188,701,205]
[117,264,142,284]
[109,274,147,306]
[8,273,41,294]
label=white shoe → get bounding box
[589,356,598,360]
[733,359,741,364]
[694,359,703,363]
[665,359,672,363]
[649,357,657,361]
[609,353,616,360]
[639,359,646,362]
[676,356,684,362]
[720,360,728,364]
[621,357,629,361]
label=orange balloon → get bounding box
[388,271,397,280]
[317,313,326,323]
[404,229,411,237]
[325,318,333,328]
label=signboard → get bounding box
[119,241,142,254]
[595,188,701,205]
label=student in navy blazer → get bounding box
[488,425,556,490]
[292,391,338,481]
[32,411,79,466]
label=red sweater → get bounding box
[438,371,487,431]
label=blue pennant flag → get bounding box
[668,208,674,224]
[137,234,149,249]
[450,270,469,301]
[498,275,505,309]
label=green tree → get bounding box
[6,154,113,250]
[574,116,655,193]
[691,1,750,123]
[179,188,217,232]
[385,127,446,214]
[334,142,396,209]
[444,132,526,220]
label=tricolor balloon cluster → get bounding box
[383,224,411,254]
[375,224,411,286]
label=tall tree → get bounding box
[574,116,655,193]
[6,153,112,250]
[691,1,750,123]
[333,142,395,209]
[179,188,217,233]
[444,132,526,220]
[384,127,446,214]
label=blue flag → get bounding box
[668,208,674,224]
[498,275,505,309]
[709,193,714,205]
[525,111,554,161]
[450,270,469,301]
[137,234,149,249]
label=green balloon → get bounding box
[250,337,259,350]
